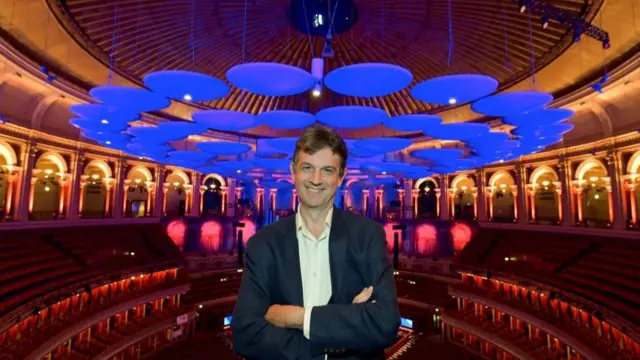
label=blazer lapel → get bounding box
[328,207,348,303]
[279,216,304,307]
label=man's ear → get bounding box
[290,161,295,178]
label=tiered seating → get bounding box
[456,228,640,328]
[152,331,240,360]
[395,273,456,309]
[397,333,481,360]
[183,272,242,306]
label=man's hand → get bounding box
[352,286,375,304]
[265,305,305,329]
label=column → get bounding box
[511,185,519,222]
[199,185,206,215]
[3,168,19,219]
[555,186,563,223]
[486,187,494,220]
[362,189,370,215]
[574,185,584,224]
[221,186,228,215]
[111,160,127,218]
[626,182,637,227]
[606,153,625,230]
[269,188,277,212]
[78,179,87,216]
[184,185,193,215]
[527,185,537,223]
[103,178,114,217]
[472,188,478,219]
[264,187,272,214]
[375,188,383,218]
[411,189,419,218]
[255,187,264,216]
[122,182,131,216]
[403,179,413,219]
[558,161,574,226]
[226,178,236,217]
[58,175,70,219]
[439,176,449,220]
[476,170,487,221]
[67,152,84,220]
[434,189,440,218]
[145,181,155,216]
[191,173,202,217]
[15,143,37,221]
[515,165,528,224]
[153,166,165,217]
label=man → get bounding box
[232,126,400,360]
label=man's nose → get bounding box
[310,169,322,185]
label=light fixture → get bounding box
[594,194,600,200]
[448,97,457,105]
[541,180,550,186]
[44,186,50,192]
[100,119,109,124]
[541,16,549,29]
[44,169,53,174]
[173,181,180,186]
[382,171,387,175]
[91,174,100,179]
[105,141,111,145]
[183,93,193,101]
[236,169,242,173]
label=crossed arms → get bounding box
[231,226,400,360]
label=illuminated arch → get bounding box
[414,176,438,190]
[84,159,112,178]
[0,140,17,166]
[575,158,607,180]
[451,174,474,189]
[530,165,559,185]
[344,177,360,189]
[627,150,640,175]
[167,170,190,185]
[202,173,226,187]
[127,165,153,182]
[488,171,515,188]
[36,151,68,173]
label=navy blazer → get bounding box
[231,207,401,360]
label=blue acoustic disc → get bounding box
[226,62,316,96]
[324,63,413,97]
[69,104,139,124]
[503,108,575,128]
[353,137,413,153]
[411,74,498,105]
[411,148,465,162]
[69,118,129,134]
[471,91,554,117]
[316,106,388,129]
[422,123,491,141]
[89,85,171,112]
[195,141,252,156]
[257,110,317,129]
[143,70,229,102]
[264,137,299,154]
[191,110,259,131]
[167,150,215,163]
[383,114,442,132]
[512,123,575,139]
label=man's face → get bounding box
[291,147,345,211]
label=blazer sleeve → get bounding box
[231,236,319,360]
[308,223,401,352]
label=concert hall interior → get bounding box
[0,0,640,359]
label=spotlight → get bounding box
[518,0,527,13]
[448,97,457,105]
[101,119,109,124]
[236,169,242,173]
[183,93,193,101]
[591,83,603,93]
[0,115,7,124]
[312,82,322,97]
[105,141,112,145]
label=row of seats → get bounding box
[0,223,184,319]
[456,228,640,328]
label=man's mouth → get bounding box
[306,187,323,193]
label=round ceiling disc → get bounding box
[503,108,575,128]
[69,118,129,133]
[226,62,316,96]
[195,141,252,155]
[316,106,388,129]
[423,123,491,141]
[411,148,465,162]
[191,110,259,131]
[257,110,317,129]
[264,137,299,154]
[324,63,413,97]
[143,70,229,102]
[471,91,554,117]
[383,114,443,132]
[411,74,498,105]
[89,85,171,112]
[69,104,139,124]
[353,138,413,153]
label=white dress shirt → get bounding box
[296,207,333,351]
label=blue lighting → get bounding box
[503,108,575,128]
[69,118,129,133]
[226,62,316,96]
[471,91,553,117]
[195,141,252,156]
[257,110,317,130]
[353,138,413,153]
[422,123,491,141]
[324,63,413,98]
[411,74,498,105]
[400,317,413,329]
[89,85,171,112]
[383,114,442,132]
[316,106,388,129]
[411,148,465,162]
[143,70,229,102]
[192,110,259,131]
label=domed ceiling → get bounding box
[48,0,601,138]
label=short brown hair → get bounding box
[292,125,348,176]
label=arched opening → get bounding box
[532,167,560,224]
[125,166,152,218]
[202,176,223,215]
[0,140,17,219]
[31,152,67,220]
[626,151,640,227]
[452,176,475,220]
[489,172,515,223]
[417,179,438,218]
[80,161,111,218]
[165,172,189,217]
[0,157,9,219]
[581,167,610,228]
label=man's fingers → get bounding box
[352,286,374,304]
